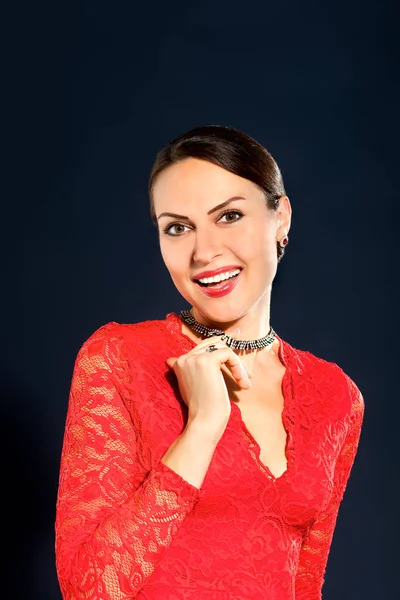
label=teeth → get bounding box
[198,269,241,284]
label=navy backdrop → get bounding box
[4,1,399,598]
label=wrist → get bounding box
[185,415,228,444]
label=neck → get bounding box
[190,298,272,342]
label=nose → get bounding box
[192,227,222,264]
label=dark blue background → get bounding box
[4,1,398,598]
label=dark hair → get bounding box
[149,125,287,262]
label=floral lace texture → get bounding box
[55,313,364,599]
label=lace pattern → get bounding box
[55,314,364,599]
[56,326,201,599]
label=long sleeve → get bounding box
[295,374,365,600]
[55,326,201,600]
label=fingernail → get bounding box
[241,370,251,389]
[240,364,249,380]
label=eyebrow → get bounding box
[156,196,245,221]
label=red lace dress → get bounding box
[55,312,364,600]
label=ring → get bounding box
[206,344,219,352]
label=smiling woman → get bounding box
[55,125,364,600]
[149,130,291,328]
[149,125,289,261]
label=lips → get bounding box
[194,268,243,299]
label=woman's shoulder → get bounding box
[76,315,172,360]
[283,338,364,419]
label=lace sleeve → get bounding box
[55,326,201,600]
[295,375,365,600]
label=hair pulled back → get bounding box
[149,125,287,262]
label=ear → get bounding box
[276,195,292,237]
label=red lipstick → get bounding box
[194,269,243,298]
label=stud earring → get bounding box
[279,235,289,248]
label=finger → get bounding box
[219,328,253,379]
[207,347,251,390]
[188,330,252,381]
[165,357,178,370]
[166,334,232,370]
[223,351,251,390]
[189,327,241,352]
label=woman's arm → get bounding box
[55,326,218,600]
[295,375,365,600]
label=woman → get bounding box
[55,125,364,600]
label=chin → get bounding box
[192,303,245,328]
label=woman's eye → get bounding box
[163,223,190,236]
[162,210,243,236]
[218,209,244,223]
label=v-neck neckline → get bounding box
[165,312,295,483]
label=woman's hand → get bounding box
[166,329,252,429]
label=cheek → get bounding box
[238,221,276,259]
[160,242,193,302]
[160,241,188,279]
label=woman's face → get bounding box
[152,158,291,326]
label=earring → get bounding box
[279,235,289,248]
